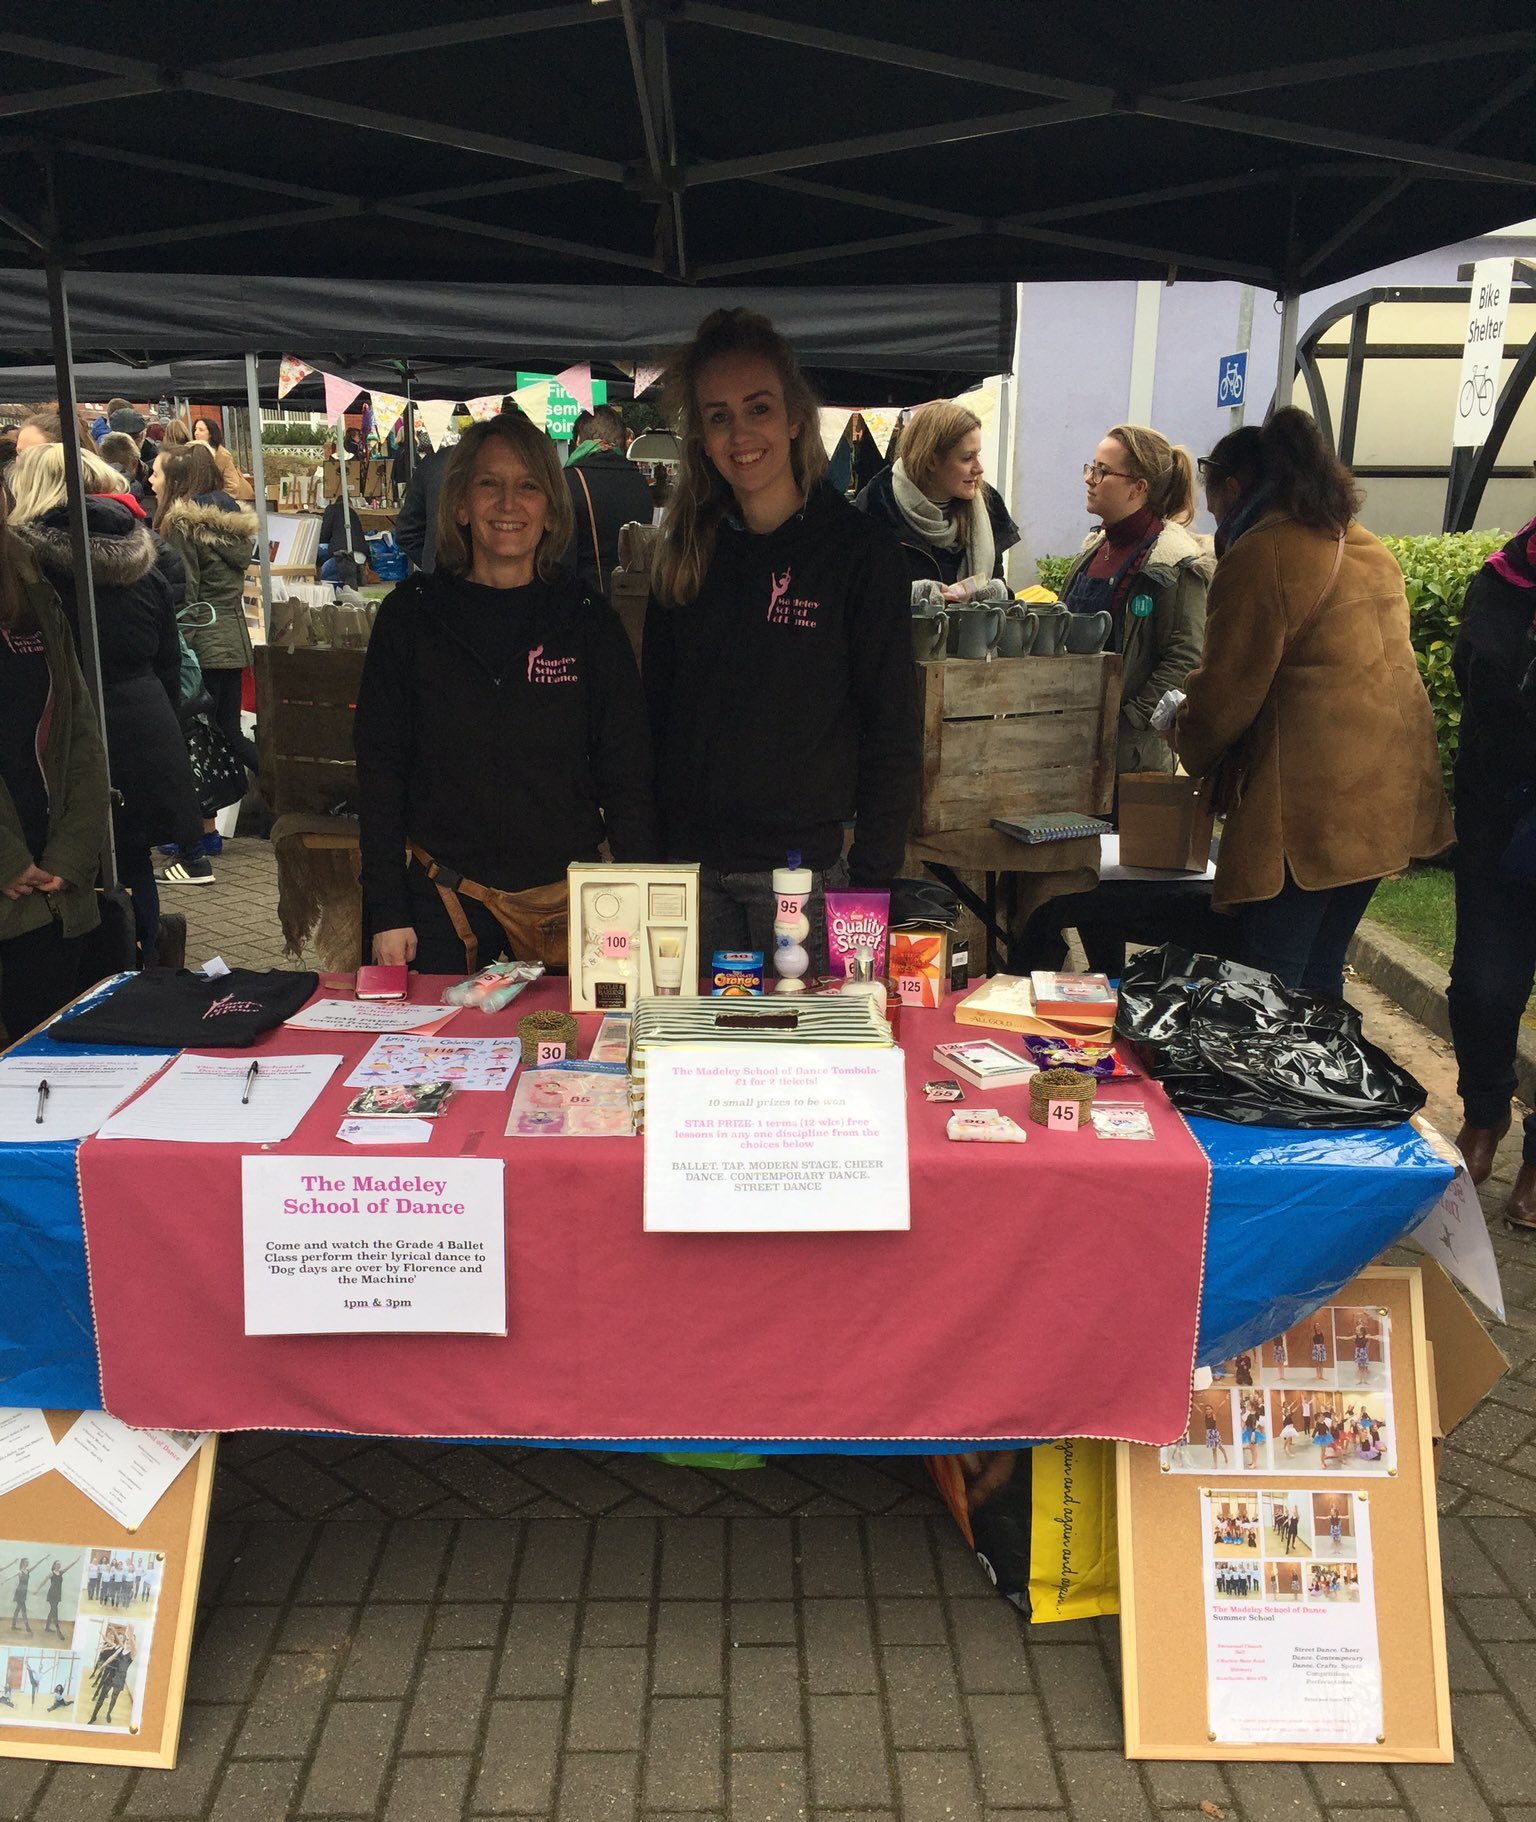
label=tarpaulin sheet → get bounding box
[0,977,169,1410]
[1192,1115,1452,1367]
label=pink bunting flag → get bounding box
[632,363,664,399]
[553,362,594,415]
[277,356,313,400]
[322,371,362,422]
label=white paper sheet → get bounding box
[0,1408,55,1496]
[52,1412,208,1530]
[345,1035,521,1092]
[1408,1165,1507,1323]
[96,1053,342,1144]
[336,1117,434,1145]
[0,1054,174,1142]
[285,999,459,1034]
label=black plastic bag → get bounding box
[185,712,248,816]
[1117,944,1427,1128]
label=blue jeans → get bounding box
[1238,869,1380,1000]
[699,857,849,978]
[1448,826,1536,1160]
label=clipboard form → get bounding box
[95,1053,342,1144]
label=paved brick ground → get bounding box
[16,838,1524,1822]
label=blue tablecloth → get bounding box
[0,985,1454,1437]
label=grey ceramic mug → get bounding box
[947,603,1004,659]
[911,610,949,660]
[997,603,1034,657]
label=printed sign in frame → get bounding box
[0,1412,215,1769]
[1117,1267,1451,1763]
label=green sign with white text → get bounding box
[517,373,609,442]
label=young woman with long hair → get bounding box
[190,415,255,501]
[155,444,260,872]
[1177,407,1453,996]
[644,308,919,969]
[354,413,655,972]
[1060,423,1211,773]
[0,475,109,1037]
[854,398,1018,600]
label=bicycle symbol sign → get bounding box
[1217,351,1247,408]
[1458,364,1495,420]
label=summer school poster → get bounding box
[1200,1488,1382,1746]
[0,1541,159,1735]
[1162,1304,1395,1478]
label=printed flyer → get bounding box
[1162,1303,1395,1477]
[1200,1487,1382,1746]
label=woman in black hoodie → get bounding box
[644,308,919,970]
[355,412,657,973]
[10,445,205,957]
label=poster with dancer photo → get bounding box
[0,1545,83,1652]
[1161,1302,1395,1477]
[1200,1488,1382,1746]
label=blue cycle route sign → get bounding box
[1218,352,1248,408]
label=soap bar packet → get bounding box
[346,1080,454,1119]
[1090,1101,1155,1141]
[946,1107,1028,1143]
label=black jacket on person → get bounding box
[1452,559,1536,851]
[854,466,1020,588]
[395,446,451,574]
[14,495,202,849]
[642,481,919,886]
[562,445,654,599]
[354,567,658,931]
[319,497,371,564]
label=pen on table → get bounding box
[34,1080,48,1125]
[241,1061,259,1105]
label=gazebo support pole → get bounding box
[44,252,116,885]
[245,353,275,639]
[1273,287,1301,411]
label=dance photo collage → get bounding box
[0,1543,161,1733]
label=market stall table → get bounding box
[4,977,1454,1444]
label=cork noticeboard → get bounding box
[0,1414,216,1770]
[1118,1267,1451,1763]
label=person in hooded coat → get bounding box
[9,445,205,954]
[155,445,260,867]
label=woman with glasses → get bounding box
[1174,410,1451,998]
[1059,425,1211,772]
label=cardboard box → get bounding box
[890,928,950,1007]
[1117,771,1215,871]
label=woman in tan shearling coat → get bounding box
[1175,409,1452,997]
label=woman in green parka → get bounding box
[0,485,110,1040]
[155,444,260,776]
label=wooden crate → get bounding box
[916,652,1121,837]
[254,645,366,817]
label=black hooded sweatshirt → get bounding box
[642,482,919,885]
[354,568,657,930]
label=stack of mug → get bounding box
[911,580,1111,662]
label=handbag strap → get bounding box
[573,465,603,582]
[1285,529,1347,651]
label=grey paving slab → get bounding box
[299,1699,401,1816]
[383,1754,474,1822]
[474,1698,563,1814]
[727,1749,808,1822]
[729,1646,804,1751]
[643,1696,725,1809]
[651,1598,725,1695]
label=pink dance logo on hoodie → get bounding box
[765,566,820,630]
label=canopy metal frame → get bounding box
[3,17,1536,287]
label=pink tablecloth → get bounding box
[77,977,1210,1445]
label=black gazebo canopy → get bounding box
[2,2,1535,293]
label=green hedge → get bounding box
[1036,534,1503,791]
[1381,531,1502,791]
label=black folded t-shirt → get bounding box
[49,968,319,1049]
